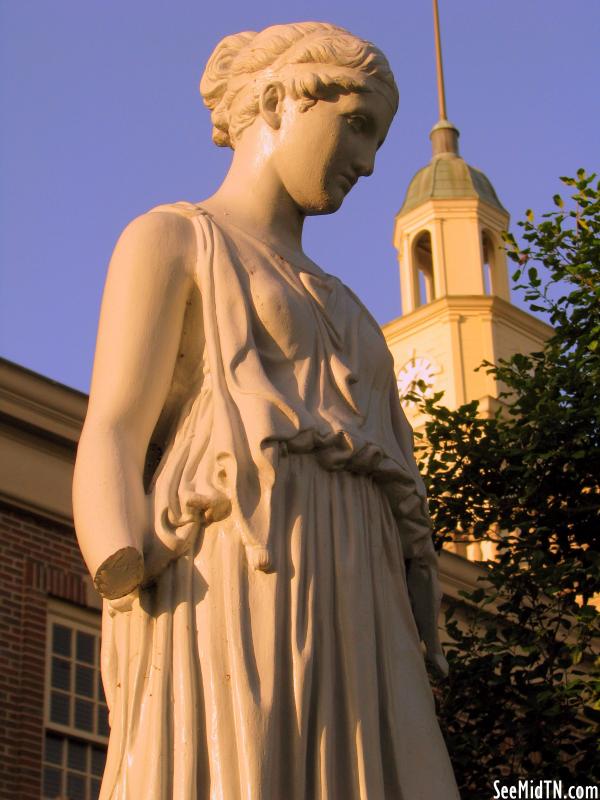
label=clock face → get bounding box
[397,356,437,406]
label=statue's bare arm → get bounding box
[73,211,196,599]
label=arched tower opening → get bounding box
[413,231,435,306]
[482,230,496,296]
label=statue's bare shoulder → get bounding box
[84,205,200,460]
[113,203,199,285]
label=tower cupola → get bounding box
[382,0,549,422]
[393,0,510,316]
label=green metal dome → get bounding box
[399,120,506,215]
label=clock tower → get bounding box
[383,7,550,425]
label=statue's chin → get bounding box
[302,192,345,217]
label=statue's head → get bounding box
[200,22,398,214]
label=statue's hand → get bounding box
[141,537,175,587]
[141,520,199,588]
[406,554,449,678]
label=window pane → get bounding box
[74,698,94,732]
[76,631,95,664]
[97,703,110,737]
[44,732,63,765]
[50,691,70,726]
[51,657,71,691]
[91,746,106,777]
[75,664,94,698]
[67,738,87,771]
[43,765,62,798]
[52,624,72,657]
[46,611,107,800]
[67,771,86,800]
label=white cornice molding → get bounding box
[0,358,87,523]
[394,197,509,236]
[383,295,553,346]
[0,358,87,445]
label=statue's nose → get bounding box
[355,150,375,178]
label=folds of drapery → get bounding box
[96,202,455,799]
[100,456,458,800]
[148,204,435,576]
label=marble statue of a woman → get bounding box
[73,21,460,799]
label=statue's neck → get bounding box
[202,155,306,258]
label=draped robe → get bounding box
[99,204,460,799]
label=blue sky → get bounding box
[1,0,598,392]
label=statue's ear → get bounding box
[258,82,285,130]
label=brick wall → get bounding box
[0,502,94,800]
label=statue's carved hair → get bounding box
[200,22,398,148]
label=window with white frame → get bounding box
[43,601,109,800]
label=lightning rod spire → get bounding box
[430,0,460,157]
[432,0,447,120]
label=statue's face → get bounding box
[272,87,395,215]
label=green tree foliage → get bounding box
[410,172,600,794]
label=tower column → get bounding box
[432,218,448,297]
